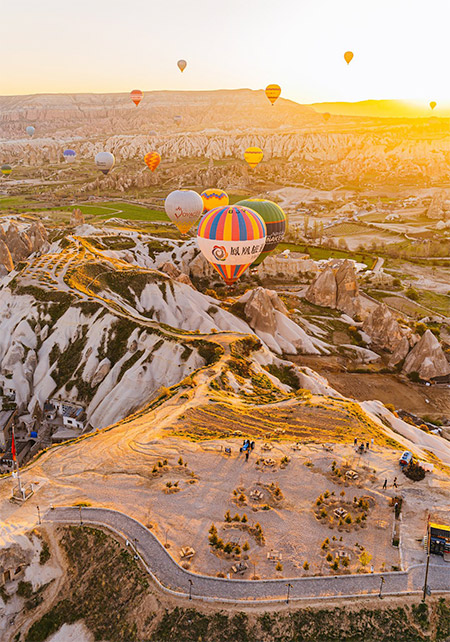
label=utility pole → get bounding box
[422,517,431,602]
[11,424,23,499]
[36,505,41,525]
[188,579,193,601]
[79,505,83,526]
[379,576,385,599]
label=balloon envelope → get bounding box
[323,112,331,122]
[165,189,204,234]
[26,126,35,137]
[144,152,161,172]
[173,115,182,124]
[265,84,281,105]
[235,199,287,265]
[177,59,187,72]
[244,147,264,169]
[430,101,437,110]
[197,205,267,285]
[201,188,229,212]
[1,164,12,176]
[95,151,115,175]
[63,149,76,163]
[130,89,143,106]
[344,51,354,64]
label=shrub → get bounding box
[321,538,330,550]
[303,561,309,570]
[331,559,339,571]
[359,551,372,567]
[243,541,250,552]
[342,557,350,568]
[178,457,183,466]
[403,461,426,481]
[238,493,246,503]
[345,514,352,524]
[326,553,333,562]
[17,581,33,598]
[275,562,283,572]
[39,541,51,565]
[234,545,241,555]
[232,514,241,523]
[241,514,248,523]
[320,509,328,519]
[224,511,232,523]
[223,542,234,554]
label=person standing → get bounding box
[393,477,398,488]
[382,479,387,490]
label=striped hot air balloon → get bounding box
[265,84,281,105]
[197,205,266,285]
[201,188,229,212]
[144,152,161,172]
[130,89,143,106]
[1,164,12,177]
[63,149,76,163]
[244,147,263,169]
[235,198,287,265]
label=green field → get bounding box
[275,242,375,268]
[77,201,169,222]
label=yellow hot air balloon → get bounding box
[265,84,281,106]
[244,147,263,169]
[144,152,161,172]
[323,112,331,122]
[430,101,437,110]
[201,188,229,212]
[344,51,354,65]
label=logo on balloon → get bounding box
[212,245,228,262]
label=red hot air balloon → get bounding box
[130,89,143,106]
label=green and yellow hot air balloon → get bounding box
[1,164,12,177]
[235,198,287,265]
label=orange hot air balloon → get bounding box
[265,84,281,106]
[430,101,437,110]
[323,112,331,122]
[177,59,187,72]
[344,51,354,65]
[130,89,143,106]
[144,152,161,172]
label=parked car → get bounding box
[399,451,413,468]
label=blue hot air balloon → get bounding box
[26,126,35,137]
[63,149,76,163]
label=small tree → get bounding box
[233,513,241,522]
[178,457,184,466]
[224,510,232,523]
[359,551,372,568]
[241,514,248,523]
[326,552,333,562]
[331,559,339,571]
[275,562,283,572]
[321,538,330,550]
[303,561,309,570]
[243,541,250,552]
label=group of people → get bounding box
[240,439,255,461]
[382,477,398,490]
[354,437,374,453]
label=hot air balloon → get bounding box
[63,149,76,163]
[26,126,35,137]
[344,51,354,65]
[430,101,437,110]
[149,130,157,137]
[1,164,12,177]
[323,112,331,122]
[201,188,229,212]
[144,152,161,172]
[197,206,266,285]
[173,115,182,125]
[177,59,187,72]
[244,147,263,169]
[235,199,287,265]
[95,151,115,175]
[265,84,281,106]
[165,189,204,234]
[130,89,143,106]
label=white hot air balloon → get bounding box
[95,152,115,175]
[164,189,204,234]
[26,125,35,137]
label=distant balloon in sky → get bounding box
[1,164,12,177]
[201,188,229,212]
[165,189,204,234]
[197,205,267,285]
[26,126,35,137]
[95,151,115,175]
[63,149,76,163]
[244,147,263,169]
[265,84,281,106]
[323,112,331,122]
[177,59,187,72]
[144,151,161,172]
[130,89,143,106]
[235,198,287,266]
[344,51,354,65]
[173,115,182,124]
[430,101,437,110]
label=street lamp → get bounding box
[286,582,293,604]
[79,505,83,526]
[188,579,193,601]
[36,505,41,525]
[379,576,385,599]
[422,519,431,602]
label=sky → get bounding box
[2,0,450,106]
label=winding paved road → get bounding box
[45,507,449,604]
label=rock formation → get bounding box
[305,267,337,308]
[0,239,14,272]
[257,253,319,280]
[189,252,216,280]
[242,287,288,334]
[426,190,447,220]
[91,358,111,387]
[27,222,48,253]
[403,330,450,380]
[362,304,405,353]
[70,208,85,227]
[160,261,195,289]
[0,223,32,261]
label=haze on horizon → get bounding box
[2,0,450,111]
